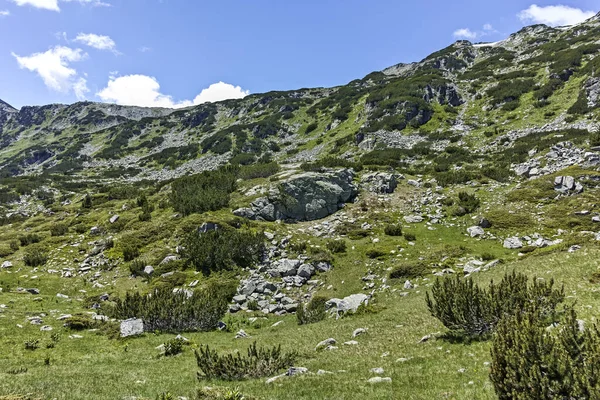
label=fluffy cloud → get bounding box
[518,4,596,26]
[97,75,249,108]
[12,0,109,11]
[12,46,89,100]
[453,28,478,40]
[0,10,11,16]
[74,33,118,53]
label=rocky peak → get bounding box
[0,99,17,114]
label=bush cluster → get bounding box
[297,296,327,325]
[195,342,296,380]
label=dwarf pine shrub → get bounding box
[426,271,564,338]
[23,245,48,267]
[107,282,234,333]
[491,308,600,399]
[195,342,296,380]
[297,296,327,325]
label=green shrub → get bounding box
[163,338,185,357]
[426,272,564,339]
[128,259,147,277]
[326,240,346,254]
[182,228,264,275]
[305,122,318,134]
[108,283,232,333]
[122,243,140,262]
[50,223,69,237]
[23,245,48,267]
[390,263,428,279]
[238,162,280,180]
[457,191,480,214]
[403,232,416,241]
[0,244,15,258]
[297,296,327,325]
[18,233,41,246]
[384,224,403,236]
[24,339,40,351]
[195,342,297,380]
[63,314,98,331]
[170,167,238,216]
[81,193,93,209]
[365,249,386,259]
[491,308,600,398]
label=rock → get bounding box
[90,226,101,236]
[232,294,247,304]
[554,176,584,195]
[315,261,333,273]
[235,169,358,222]
[504,237,523,249]
[352,328,367,338]
[593,216,600,223]
[479,218,492,229]
[217,321,227,331]
[315,338,337,351]
[272,259,301,277]
[370,367,384,375]
[25,288,40,295]
[344,340,359,345]
[404,280,414,289]
[368,377,392,384]
[362,172,399,194]
[264,231,275,240]
[109,215,120,224]
[1,261,13,269]
[467,226,485,237]
[407,179,420,187]
[56,293,69,299]
[326,293,369,314]
[198,222,219,233]
[40,325,52,331]
[419,334,433,343]
[286,367,308,377]
[160,255,178,265]
[143,265,154,276]
[515,165,531,177]
[297,263,315,279]
[120,318,144,337]
[404,215,424,224]
[235,329,251,339]
[239,281,257,296]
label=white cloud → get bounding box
[12,0,109,11]
[453,28,478,40]
[13,46,89,100]
[12,0,59,11]
[192,82,250,104]
[0,10,11,16]
[74,33,118,53]
[96,75,249,108]
[138,46,152,53]
[483,23,493,31]
[518,4,596,26]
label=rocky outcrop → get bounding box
[361,172,402,194]
[585,77,600,108]
[234,169,358,222]
[554,176,584,195]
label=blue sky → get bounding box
[0,0,598,108]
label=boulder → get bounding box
[297,263,315,279]
[198,222,219,233]
[554,176,584,195]
[120,318,144,337]
[327,293,369,314]
[315,261,333,273]
[1,261,12,269]
[270,259,301,277]
[234,169,358,222]
[362,172,400,194]
[315,338,337,351]
[504,237,523,249]
[403,215,424,224]
[143,265,154,276]
[478,218,492,229]
[109,215,120,224]
[467,226,484,237]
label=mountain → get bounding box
[2,15,600,400]
[1,12,599,182]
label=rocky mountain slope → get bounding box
[1,14,600,400]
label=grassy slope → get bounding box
[0,172,599,399]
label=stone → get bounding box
[40,325,52,331]
[160,255,178,265]
[407,179,420,187]
[274,259,301,277]
[344,340,359,345]
[315,262,333,273]
[467,226,485,237]
[1,261,13,269]
[25,288,40,295]
[264,231,275,240]
[479,218,492,229]
[235,169,358,222]
[326,294,369,314]
[286,367,308,377]
[143,265,154,276]
[315,338,337,351]
[120,318,144,337]
[370,367,384,375]
[404,280,414,289]
[352,328,367,338]
[56,293,69,299]
[368,377,392,384]
[239,281,257,296]
[232,294,247,304]
[362,172,399,194]
[297,263,315,279]
[198,222,219,233]
[593,216,600,223]
[235,329,250,339]
[109,215,120,224]
[404,215,424,224]
[90,226,101,236]
[504,237,523,249]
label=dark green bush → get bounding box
[108,283,233,333]
[426,272,564,339]
[457,191,480,214]
[326,240,347,254]
[50,223,69,237]
[238,162,280,180]
[163,338,185,357]
[491,308,600,399]
[403,232,416,241]
[365,249,386,259]
[128,259,147,277]
[384,224,403,236]
[195,342,297,380]
[182,228,264,275]
[122,243,140,262]
[305,122,318,134]
[297,296,327,325]
[23,245,48,267]
[19,233,41,246]
[170,167,238,216]
[390,263,428,279]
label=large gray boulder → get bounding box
[361,172,400,194]
[234,169,358,222]
[120,318,144,337]
[327,294,370,314]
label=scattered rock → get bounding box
[368,377,392,384]
[235,330,250,339]
[352,328,367,338]
[326,293,369,314]
[120,318,144,337]
[315,338,337,351]
[504,237,523,249]
[467,226,485,237]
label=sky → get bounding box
[0,0,598,109]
